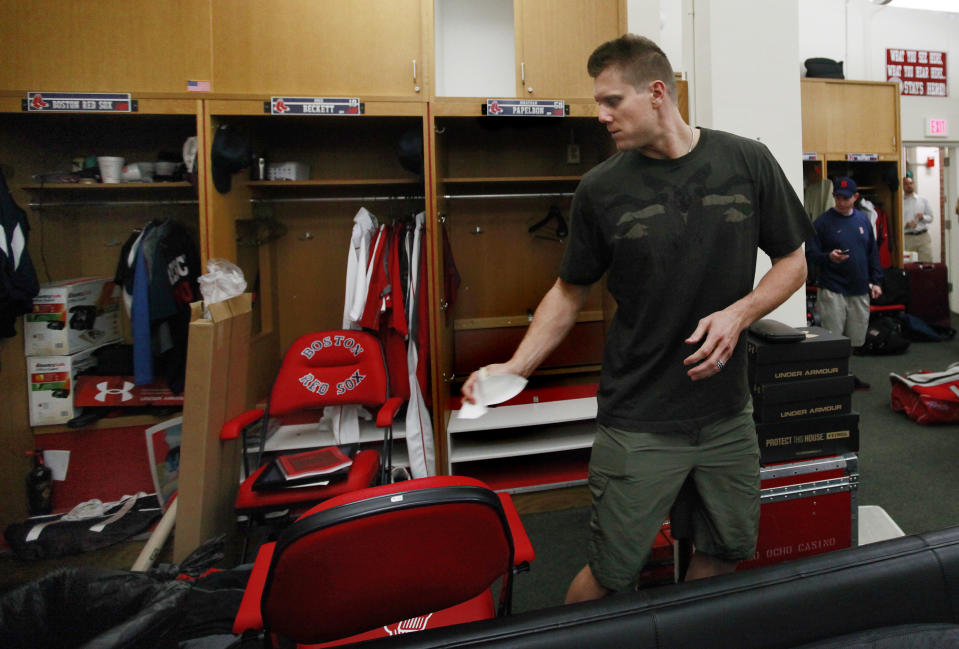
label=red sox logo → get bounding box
[488,100,503,115]
[383,613,433,635]
[30,93,49,110]
[274,99,290,113]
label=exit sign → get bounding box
[925,118,948,137]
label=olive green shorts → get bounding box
[586,403,760,591]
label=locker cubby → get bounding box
[431,104,614,489]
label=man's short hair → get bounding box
[587,33,677,102]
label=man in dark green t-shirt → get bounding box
[462,34,812,602]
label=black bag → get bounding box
[860,316,910,355]
[805,57,844,79]
[3,493,161,561]
[873,267,910,307]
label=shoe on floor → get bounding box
[853,375,871,391]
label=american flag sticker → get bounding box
[187,80,211,92]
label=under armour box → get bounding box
[24,277,122,357]
[751,374,854,423]
[747,325,850,366]
[741,453,858,570]
[748,356,850,385]
[756,412,860,464]
[26,344,110,426]
[73,375,185,407]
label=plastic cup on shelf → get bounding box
[97,156,124,183]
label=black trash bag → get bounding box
[805,57,844,79]
[0,567,190,649]
[861,316,910,355]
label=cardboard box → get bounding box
[752,374,855,423]
[24,277,122,357]
[748,356,849,385]
[747,325,849,366]
[174,294,253,563]
[754,393,851,424]
[756,412,860,464]
[26,344,104,426]
[752,373,854,401]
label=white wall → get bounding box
[434,0,515,97]
[798,0,959,145]
[626,0,686,73]
[691,0,807,327]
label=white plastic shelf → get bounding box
[447,396,597,434]
[449,420,595,463]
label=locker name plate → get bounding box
[24,92,135,113]
[267,97,363,115]
[846,153,879,161]
[485,99,567,117]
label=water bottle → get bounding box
[26,450,53,516]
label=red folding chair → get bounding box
[220,330,404,556]
[232,476,535,647]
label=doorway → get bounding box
[904,145,957,313]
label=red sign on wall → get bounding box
[886,48,947,97]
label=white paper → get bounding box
[43,450,70,481]
[456,373,527,420]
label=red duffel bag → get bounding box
[890,364,959,425]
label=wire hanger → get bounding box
[528,204,568,241]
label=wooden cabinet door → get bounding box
[212,0,428,97]
[0,1,211,94]
[514,0,624,99]
[801,80,900,159]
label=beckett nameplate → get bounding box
[269,97,363,115]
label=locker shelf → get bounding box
[448,420,594,463]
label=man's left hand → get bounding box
[870,284,883,300]
[683,308,745,381]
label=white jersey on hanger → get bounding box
[404,211,435,478]
[327,207,379,445]
[343,207,378,329]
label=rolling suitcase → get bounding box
[904,262,950,327]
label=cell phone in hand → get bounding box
[840,249,850,254]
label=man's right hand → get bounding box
[828,249,849,263]
[462,363,513,404]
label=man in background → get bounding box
[902,174,934,262]
[807,177,882,389]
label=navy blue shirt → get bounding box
[807,207,882,296]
